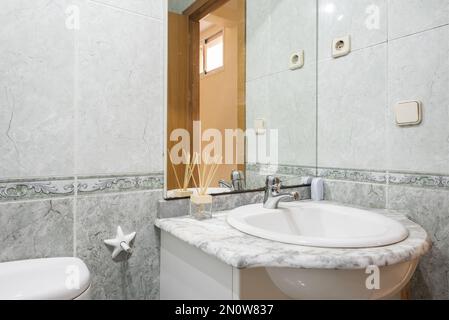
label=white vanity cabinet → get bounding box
[160,231,289,300]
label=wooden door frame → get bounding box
[183,0,233,123]
[184,0,246,168]
[166,0,246,192]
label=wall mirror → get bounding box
[165,0,317,199]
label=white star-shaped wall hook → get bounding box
[104,226,136,259]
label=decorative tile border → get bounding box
[77,174,164,196]
[317,168,387,184]
[0,178,75,202]
[246,164,449,190]
[246,163,317,177]
[246,164,316,189]
[318,167,449,189]
[0,173,164,202]
[3,167,449,202]
[388,172,449,189]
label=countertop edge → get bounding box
[155,202,431,270]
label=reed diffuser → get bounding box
[168,149,197,198]
[190,154,221,220]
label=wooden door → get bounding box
[167,12,191,190]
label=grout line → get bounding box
[385,0,391,211]
[315,1,319,177]
[87,0,163,22]
[0,196,75,206]
[246,66,307,83]
[0,189,164,205]
[73,18,80,258]
[388,23,449,42]
[317,41,388,64]
[0,172,164,184]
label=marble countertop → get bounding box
[155,201,431,270]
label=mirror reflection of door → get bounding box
[167,0,246,198]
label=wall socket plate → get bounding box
[289,50,304,70]
[332,35,351,58]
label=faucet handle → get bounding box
[291,191,300,201]
[266,176,281,192]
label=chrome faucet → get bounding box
[263,176,300,209]
[219,170,246,191]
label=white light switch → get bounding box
[395,101,422,126]
[254,118,266,135]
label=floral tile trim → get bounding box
[77,174,164,195]
[0,178,75,202]
[246,163,316,176]
[247,164,449,190]
[0,173,164,202]
[388,172,449,189]
[318,168,387,184]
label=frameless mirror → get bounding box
[165,0,317,199]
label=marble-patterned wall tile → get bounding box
[269,0,317,72]
[246,0,272,81]
[0,178,75,202]
[388,0,449,40]
[387,185,449,299]
[0,0,74,179]
[76,191,162,300]
[318,44,387,171]
[318,0,387,60]
[246,75,269,129]
[387,26,449,174]
[324,180,386,209]
[246,0,316,81]
[77,1,164,176]
[88,0,163,19]
[158,198,190,219]
[0,198,74,263]
[247,65,316,167]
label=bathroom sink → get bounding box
[227,202,409,248]
[226,201,420,299]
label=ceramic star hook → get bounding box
[104,226,136,259]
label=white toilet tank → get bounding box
[0,258,91,300]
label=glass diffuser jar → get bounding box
[190,194,213,220]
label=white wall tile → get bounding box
[388,0,449,39]
[318,44,387,170]
[0,198,74,263]
[77,1,164,175]
[247,64,317,167]
[0,0,74,179]
[387,26,449,174]
[246,0,272,81]
[318,0,387,60]
[246,0,316,81]
[268,67,317,167]
[270,0,317,73]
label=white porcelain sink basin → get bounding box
[226,201,421,299]
[227,201,409,248]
